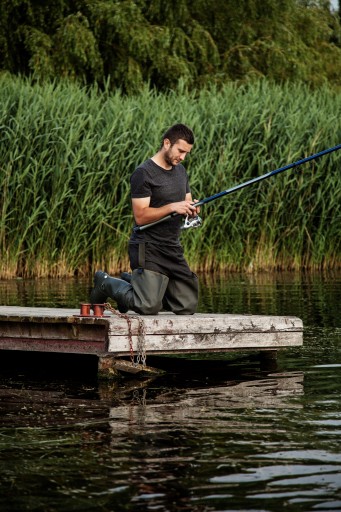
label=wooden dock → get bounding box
[0,306,303,377]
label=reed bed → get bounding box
[0,75,340,277]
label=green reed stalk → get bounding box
[0,76,340,277]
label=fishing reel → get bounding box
[181,214,203,229]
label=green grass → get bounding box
[0,75,340,277]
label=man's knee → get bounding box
[163,274,199,315]
[131,269,169,315]
[172,293,198,315]
[173,303,197,315]
[136,303,162,315]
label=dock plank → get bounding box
[107,332,303,354]
[0,306,303,356]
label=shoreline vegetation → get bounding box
[0,76,340,278]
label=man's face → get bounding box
[163,138,193,167]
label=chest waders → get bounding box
[131,242,199,315]
[162,274,198,315]
[90,244,198,315]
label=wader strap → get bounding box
[138,242,145,271]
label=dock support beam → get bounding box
[260,350,278,372]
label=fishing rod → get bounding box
[134,143,341,232]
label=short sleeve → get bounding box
[130,168,152,198]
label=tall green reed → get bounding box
[0,76,340,277]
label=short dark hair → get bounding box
[161,123,194,147]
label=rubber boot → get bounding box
[120,272,132,283]
[89,271,108,306]
[90,271,133,313]
[90,269,169,315]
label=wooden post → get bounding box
[98,355,120,380]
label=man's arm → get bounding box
[132,194,197,226]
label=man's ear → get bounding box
[163,138,171,150]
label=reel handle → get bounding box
[181,215,203,229]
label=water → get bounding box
[0,272,340,511]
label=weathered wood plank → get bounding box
[0,320,107,341]
[0,307,303,333]
[0,337,107,354]
[107,331,303,354]
[0,307,303,357]
[0,306,84,319]
[106,312,303,335]
[105,312,303,353]
[0,306,109,354]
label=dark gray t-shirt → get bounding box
[130,158,191,244]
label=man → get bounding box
[90,123,199,315]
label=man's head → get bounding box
[160,123,194,167]
[161,123,195,147]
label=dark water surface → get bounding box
[0,272,340,511]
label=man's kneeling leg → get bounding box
[90,269,168,315]
[130,269,169,315]
[162,274,199,315]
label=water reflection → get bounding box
[0,354,303,429]
[108,373,304,435]
[0,272,340,511]
[0,367,308,511]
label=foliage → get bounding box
[0,75,340,277]
[0,1,341,91]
